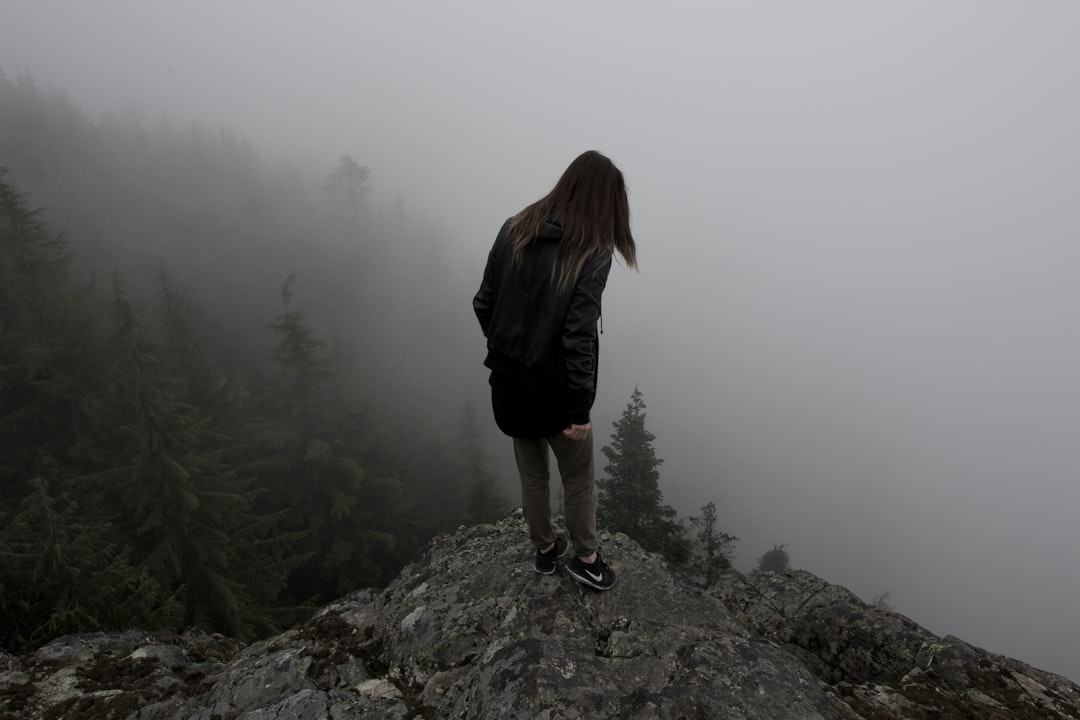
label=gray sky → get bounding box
[4,1,1079,681]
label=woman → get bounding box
[473,150,637,591]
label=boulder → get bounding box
[1,510,1077,719]
[712,569,1080,719]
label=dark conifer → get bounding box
[249,276,408,603]
[598,387,689,562]
[1,465,159,651]
[756,544,791,573]
[687,501,737,588]
[98,274,252,636]
[0,171,92,502]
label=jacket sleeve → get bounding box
[473,221,511,337]
[562,257,611,424]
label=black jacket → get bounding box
[473,218,610,426]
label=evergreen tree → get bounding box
[96,274,252,636]
[247,275,407,604]
[0,171,93,505]
[687,501,738,588]
[323,155,371,208]
[598,388,688,562]
[0,173,131,650]
[756,543,791,573]
[0,460,159,651]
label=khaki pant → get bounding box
[513,429,597,558]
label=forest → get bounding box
[0,72,734,652]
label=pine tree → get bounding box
[95,274,253,636]
[247,275,408,604]
[686,501,737,588]
[0,461,160,651]
[756,544,791,573]
[0,173,136,649]
[598,388,688,562]
[323,155,371,207]
[156,268,308,634]
[0,171,94,505]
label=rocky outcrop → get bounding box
[1,510,1077,719]
[712,570,1080,719]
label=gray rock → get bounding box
[712,568,1080,718]
[1,513,1078,719]
[374,523,837,719]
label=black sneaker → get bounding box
[534,533,570,574]
[567,551,616,591]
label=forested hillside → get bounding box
[0,71,508,651]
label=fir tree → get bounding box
[248,275,407,603]
[0,171,94,504]
[96,274,252,636]
[155,267,310,636]
[686,501,737,588]
[598,388,688,562]
[0,173,128,649]
[323,155,371,207]
[756,543,791,573]
[0,462,159,651]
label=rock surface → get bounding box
[712,569,1080,719]
[1,510,1077,719]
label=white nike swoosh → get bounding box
[585,568,604,582]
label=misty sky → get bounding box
[3,1,1079,681]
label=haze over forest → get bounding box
[3,2,1079,682]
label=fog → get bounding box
[4,1,1079,681]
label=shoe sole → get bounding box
[566,566,616,591]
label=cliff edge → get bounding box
[2,510,1077,719]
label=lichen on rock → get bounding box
[2,511,1078,719]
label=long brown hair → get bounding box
[509,150,637,294]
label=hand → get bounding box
[562,422,591,441]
